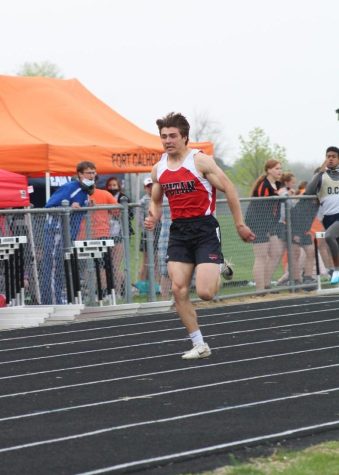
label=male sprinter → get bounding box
[145,112,255,359]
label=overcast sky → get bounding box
[1,0,339,166]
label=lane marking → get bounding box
[0,361,338,400]
[1,343,339,382]
[0,387,338,454]
[76,420,339,474]
[0,348,338,422]
[0,310,338,353]
[1,298,338,343]
[1,329,338,367]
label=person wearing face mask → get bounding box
[306,146,339,284]
[103,176,134,297]
[105,176,134,236]
[41,161,97,304]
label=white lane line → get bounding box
[1,298,338,342]
[1,329,338,367]
[0,359,338,400]
[76,419,339,474]
[1,342,339,383]
[0,347,338,422]
[0,386,338,455]
[0,310,337,353]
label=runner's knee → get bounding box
[196,285,216,301]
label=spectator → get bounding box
[135,177,161,294]
[105,176,134,296]
[280,176,333,289]
[105,176,134,236]
[158,196,172,299]
[296,180,308,195]
[289,184,318,289]
[77,184,118,301]
[276,172,299,285]
[245,159,282,292]
[41,161,96,304]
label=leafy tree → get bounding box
[228,127,287,196]
[17,61,63,78]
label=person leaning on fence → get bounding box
[136,177,161,294]
[144,112,255,360]
[245,159,282,292]
[289,186,318,289]
[105,176,134,237]
[41,161,97,304]
[305,146,339,284]
[158,196,172,299]
[105,176,134,296]
[275,172,298,285]
[77,184,118,298]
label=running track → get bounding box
[0,295,339,474]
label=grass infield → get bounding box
[190,441,339,475]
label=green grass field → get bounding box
[186,441,339,475]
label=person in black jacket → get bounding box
[245,159,282,292]
[105,176,134,296]
[105,177,134,236]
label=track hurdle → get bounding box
[65,239,116,306]
[0,236,27,306]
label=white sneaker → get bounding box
[182,343,211,360]
[220,259,234,281]
[330,270,339,285]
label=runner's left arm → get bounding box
[196,153,255,242]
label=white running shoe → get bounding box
[220,259,234,281]
[330,270,339,285]
[182,343,211,360]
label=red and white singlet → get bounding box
[157,149,216,220]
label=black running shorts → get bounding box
[166,215,224,265]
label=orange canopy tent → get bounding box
[0,75,213,177]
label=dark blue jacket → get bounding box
[45,181,89,240]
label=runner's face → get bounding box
[160,127,187,155]
[326,152,339,169]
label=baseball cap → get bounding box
[143,177,153,186]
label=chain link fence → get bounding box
[0,195,333,306]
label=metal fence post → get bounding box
[84,211,97,305]
[144,198,156,302]
[121,197,132,303]
[285,196,296,292]
[61,200,74,303]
